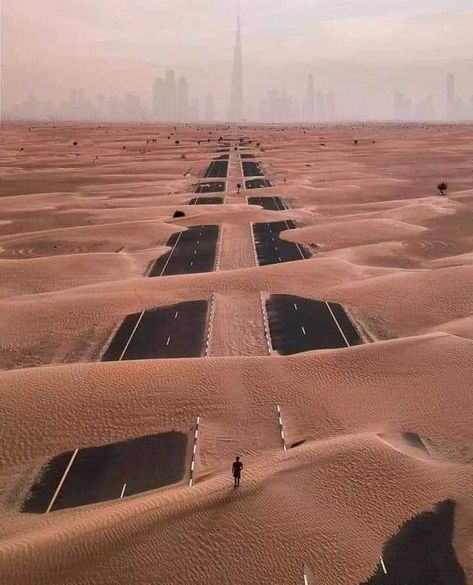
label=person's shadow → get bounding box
[361,500,466,584]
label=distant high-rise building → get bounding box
[446,73,455,119]
[177,76,189,121]
[258,97,268,122]
[189,98,200,122]
[305,74,315,121]
[204,95,214,121]
[415,94,435,120]
[325,92,335,120]
[393,90,412,120]
[152,78,166,120]
[94,93,105,120]
[316,91,326,121]
[164,70,177,121]
[229,7,244,121]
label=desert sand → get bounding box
[0,122,472,584]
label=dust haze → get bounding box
[2,0,473,121]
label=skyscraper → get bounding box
[204,95,215,121]
[316,91,326,121]
[325,92,336,120]
[229,6,244,121]
[446,73,455,120]
[305,74,315,121]
[152,78,166,120]
[177,76,189,121]
[164,70,177,121]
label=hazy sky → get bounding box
[3,0,473,119]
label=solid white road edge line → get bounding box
[325,301,350,348]
[46,448,79,513]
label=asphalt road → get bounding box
[247,196,286,211]
[189,197,224,205]
[252,220,311,265]
[242,161,265,177]
[362,500,466,585]
[21,432,188,513]
[195,181,226,193]
[102,300,209,361]
[204,159,229,178]
[149,225,219,277]
[240,153,255,159]
[266,294,363,355]
[245,178,272,189]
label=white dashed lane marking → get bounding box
[277,405,287,451]
[189,416,200,487]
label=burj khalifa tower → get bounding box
[228,5,244,121]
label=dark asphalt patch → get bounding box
[245,178,272,189]
[189,197,224,205]
[101,300,209,361]
[266,294,362,355]
[195,181,226,193]
[149,225,219,277]
[240,153,255,159]
[242,161,265,177]
[247,196,286,211]
[361,500,466,585]
[21,432,188,513]
[252,221,311,265]
[204,160,229,178]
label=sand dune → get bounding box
[0,123,472,585]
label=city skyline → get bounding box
[3,1,473,122]
[6,70,473,123]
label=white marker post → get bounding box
[260,292,272,355]
[189,416,200,487]
[205,293,216,357]
[277,405,287,451]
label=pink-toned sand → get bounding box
[0,122,472,584]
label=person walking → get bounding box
[232,456,243,487]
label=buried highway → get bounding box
[102,300,210,361]
[194,181,226,193]
[252,220,311,265]
[247,196,287,211]
[245,178,272,189]
[203,159,229,178]
[266,294,363,354]
[242,161,265,177]
[21,432,189,513]
[189,197,224,205]
[149,225,219,277]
